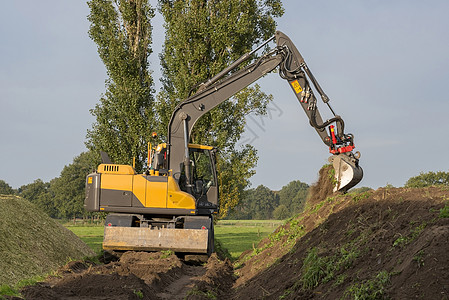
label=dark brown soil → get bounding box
[234,165,339,286]
[306,164,338,207]
[20,252,193,300]
[17,251,237,300]
[232,187,449,299]
[16,248,237,300]
[186,254,235,299]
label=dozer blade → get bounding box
[330,153,363,192]
[103,226,209,253]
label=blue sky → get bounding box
[1,1,448,190]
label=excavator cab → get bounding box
[187,147,216,197]
[150,143,219,213]
[179,145,219,213]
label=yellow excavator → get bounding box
[84,31,363,255]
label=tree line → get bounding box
[0,152,99,219]
[227,180,309,220]
[1,169,447,220]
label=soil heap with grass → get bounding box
[0,195,95,287]
[232,166,449,299]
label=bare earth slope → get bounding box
[0,195,95,286]
[232,173,449,299]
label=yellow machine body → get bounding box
[97,164,196,211]
[84,143,217,255]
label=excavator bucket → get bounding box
[329,154,363,192]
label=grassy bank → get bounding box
[0,195,94,289]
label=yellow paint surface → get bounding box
[291,80,303,94]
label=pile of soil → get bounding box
[0,195,94,286]
[306,164,338,207]
[235,165,338,285]
[16,251,232,300]
[18,252,184,300]
[232,184,449,299]
[186,254,235,299]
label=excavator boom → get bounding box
[85,31,363,256]
[168,31,363,192]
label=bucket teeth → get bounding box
[329,154,363,192]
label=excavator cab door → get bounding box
[178,146,219,211]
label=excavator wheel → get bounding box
[329,153,363,193]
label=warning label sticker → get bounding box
[291,80,303,94]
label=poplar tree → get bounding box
[0,180,15,195]
[157,0,284,217]
[86,0,155,172]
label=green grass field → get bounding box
[66,226,104,254]
[66,220,283,260]
[215,220,282,259]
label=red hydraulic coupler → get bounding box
[328,125,355,154]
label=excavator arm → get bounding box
[275,31,363,191]
[84,30,363,257]
[167,31,363,192]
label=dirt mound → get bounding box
[232,187,449,299]
[306,164,337,207]
[21,273,153,300]
[18,250,237,300]
[235,165,341,285]
[19,251,196,300]
[0,195,95,286]
[186,254,235,299]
